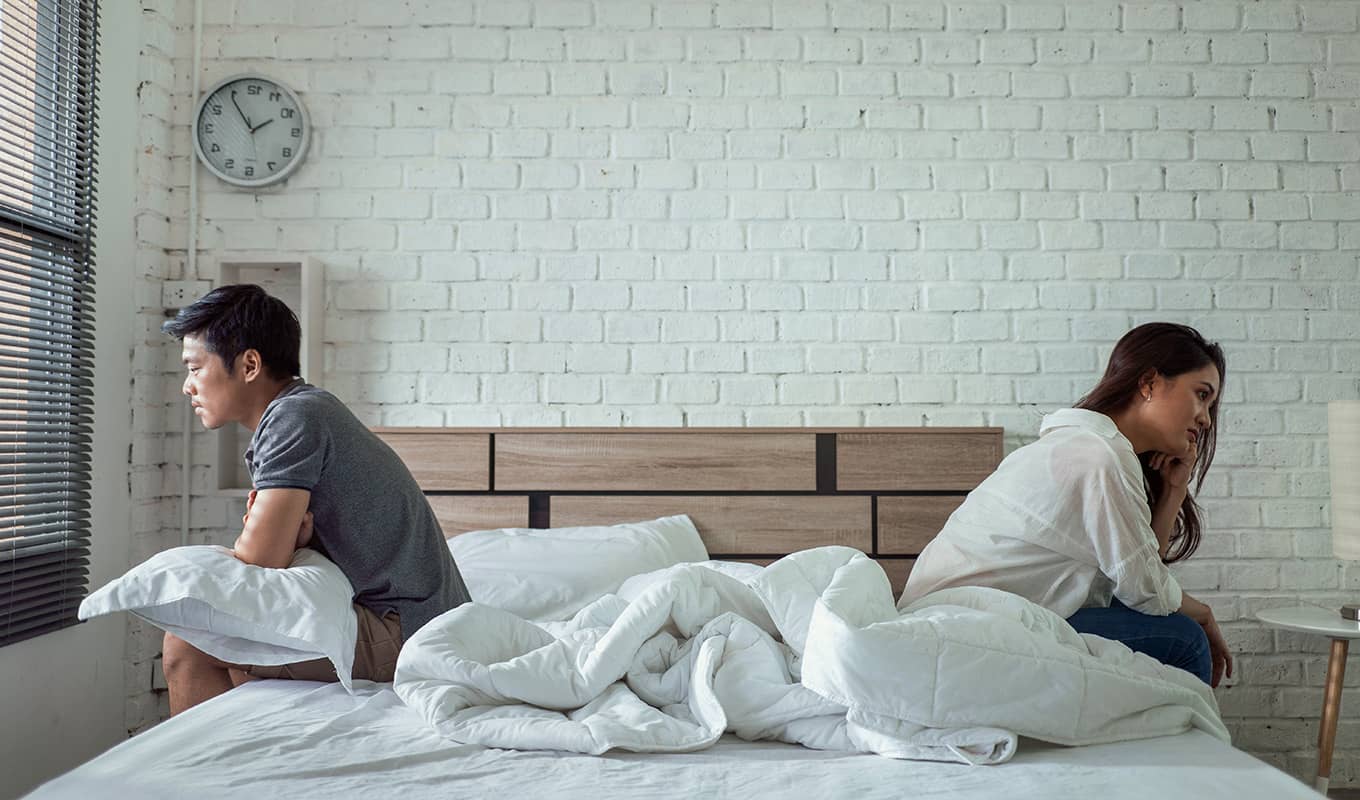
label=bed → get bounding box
[27,427,1320,798]
[30,681,1314,800]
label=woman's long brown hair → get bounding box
[1074,323,1226,563]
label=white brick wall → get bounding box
[126,0,181,732]
[128,0,1360,784]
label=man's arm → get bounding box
[234,487,312,568]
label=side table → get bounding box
[1256,606,1360,794]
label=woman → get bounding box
[900,322,1232,687]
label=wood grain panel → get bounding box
[875,558,915,596]
[376,426,993,434]
[836,431,1002,490]
[877,495,964,555]
[379,433,490,490]
[496,433,816,491]
[426,495,529,537]
[552,495,869,553]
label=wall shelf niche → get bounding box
[210,255,323,493]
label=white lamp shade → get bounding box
[1330,401,1360,560]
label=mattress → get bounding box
[27,681,1317,799]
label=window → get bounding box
[0,0,100,646]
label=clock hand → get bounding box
[249,118,274,134]
[230,90,253,129]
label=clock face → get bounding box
[194,75,309,187]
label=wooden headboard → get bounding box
[371,427,1004,595]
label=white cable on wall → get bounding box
[180,0,203,547]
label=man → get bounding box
[160,283,470,715]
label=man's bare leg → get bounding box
[162,632,243,716]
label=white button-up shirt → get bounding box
[899,408,1183,618]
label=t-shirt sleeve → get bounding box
[1079,448,1183,616]
[250,398,328,491]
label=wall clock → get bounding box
[192,73,310,188]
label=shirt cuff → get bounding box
[250,480,316,491]
[1114,549,1183,616]
[1162,570,1184,615]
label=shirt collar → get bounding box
[1039,407,1121,440]
[244,379,308,467]
[276,377,306,398]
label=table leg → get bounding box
[1317,637,1349,795]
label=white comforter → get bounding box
[394,547,1227,765]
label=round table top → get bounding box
[1256,606,1360,639]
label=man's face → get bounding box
[181,335,246,429]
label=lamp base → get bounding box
[1342,605,1360,621]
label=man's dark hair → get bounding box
[162,284,301,380]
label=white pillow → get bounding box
[448,514,709,621]
[79,545,359,690]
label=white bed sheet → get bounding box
[28,681,1318,800]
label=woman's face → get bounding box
[1143,364,1221,456]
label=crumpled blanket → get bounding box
[394,546,1226,765]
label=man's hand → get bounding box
[233,487,312,569]
[296,510,313,549]
[243,489,313,550]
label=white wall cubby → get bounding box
[211,255,322,493]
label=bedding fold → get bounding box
[394,546,1227,764]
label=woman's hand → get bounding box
[1149,439,1196,491]
[1201,611,1233,688]
[1180,592,1234,688]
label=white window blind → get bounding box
[0,0,99,646]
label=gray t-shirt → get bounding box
[245,379,470,641]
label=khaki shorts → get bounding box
[244,604,403,683]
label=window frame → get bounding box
[0,0,101,647]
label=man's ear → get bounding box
[238,349,263,383]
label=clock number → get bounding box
[197,78,306,185]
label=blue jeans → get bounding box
[1067,598,1212,685]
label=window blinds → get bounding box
[0,0,100,647]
